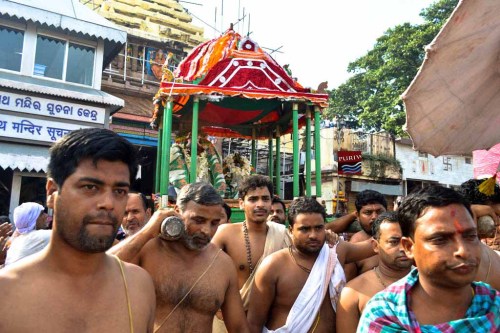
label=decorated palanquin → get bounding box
[152,27,328,203]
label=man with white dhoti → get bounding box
[247,197,376,333]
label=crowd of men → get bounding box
[0,128,498,332]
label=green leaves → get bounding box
[324,0,459,136]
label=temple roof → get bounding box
[80,0,205,49]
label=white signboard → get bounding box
[0,91,105,124]
[0,114,91,143]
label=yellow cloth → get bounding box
[212,222,290,333]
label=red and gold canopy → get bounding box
[155,29,328,139]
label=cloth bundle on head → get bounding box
[14,202,44,234]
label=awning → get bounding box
[0,142,49,172]
[0,0,126,43]
[0,0,127,67]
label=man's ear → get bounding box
[401,236,415,260]
[46,178,58,209]
[174,205,181,214]
[146,208,152,219]
[372,238,379,254]
[239,198,244,210]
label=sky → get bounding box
[181,0,436,90]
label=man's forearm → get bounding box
[325,211,357,233]
[108,231,155,263]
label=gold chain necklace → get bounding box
[243,221,254,274]
[374,266,388,288]
[288,246,311,274]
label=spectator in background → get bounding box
[221,202,232,224]
[0,216,12,267]
[344,190,387,281]
[120,192,152,239]
[336,211,413,333]
[4,202,50,266]
[268,196,287,225]
[458,179,500,289]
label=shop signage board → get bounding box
[338,150,362,175]
[0,113,90,143]
[0,91,104,124]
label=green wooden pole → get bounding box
[190,97,200,183]
[275,131,281,197]
[160,99,173,198]
[314,107,322,197]
[268,137,273,181]
[292,103,299,198]
[305,108,312,197]
[155,123,162,193]
[251,129,257,170]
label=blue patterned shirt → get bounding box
[357,268,500,332]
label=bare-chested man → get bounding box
[212,175,289,305]
[344,189,387,280]
[0,128,156,332]
[336,211,413,333]
[247,197,377,333]
[110,182,249,333]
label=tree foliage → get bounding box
[325,0,459,135]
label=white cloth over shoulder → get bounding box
[264,243,346,333]
[5,230,51,266]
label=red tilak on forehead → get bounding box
[453,219,464,233]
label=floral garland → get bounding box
[169,136,226,196]
[223,153,253,197]
[183,148,210,182]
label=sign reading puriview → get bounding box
[338,151,362,175]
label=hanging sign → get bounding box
[338,151,362,175]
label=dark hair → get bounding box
[177,182,223,211]
[288,196,326,227]
[0,215,10,224]
[458,179,500,204]
[238,174,273,199]
[48,128,138,188]
[355,190,387,212]
[272,196,286,212]
[371,211,399,240]
[222,202,232,220]
[398,185,473,239]
[129,192,149,211]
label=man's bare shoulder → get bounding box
[212,223,242,247]
[217,222,242,235]
[119,257,154,285]
[0,253,48,312]
[258,248,289,271]
[0,251,44,281]
[349,230,370,243]
[344,269,377,292]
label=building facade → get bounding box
[396,137,473,194]
[80,0,205,196]
[0,0,126,218]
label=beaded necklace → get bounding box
[243,221,254,274]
